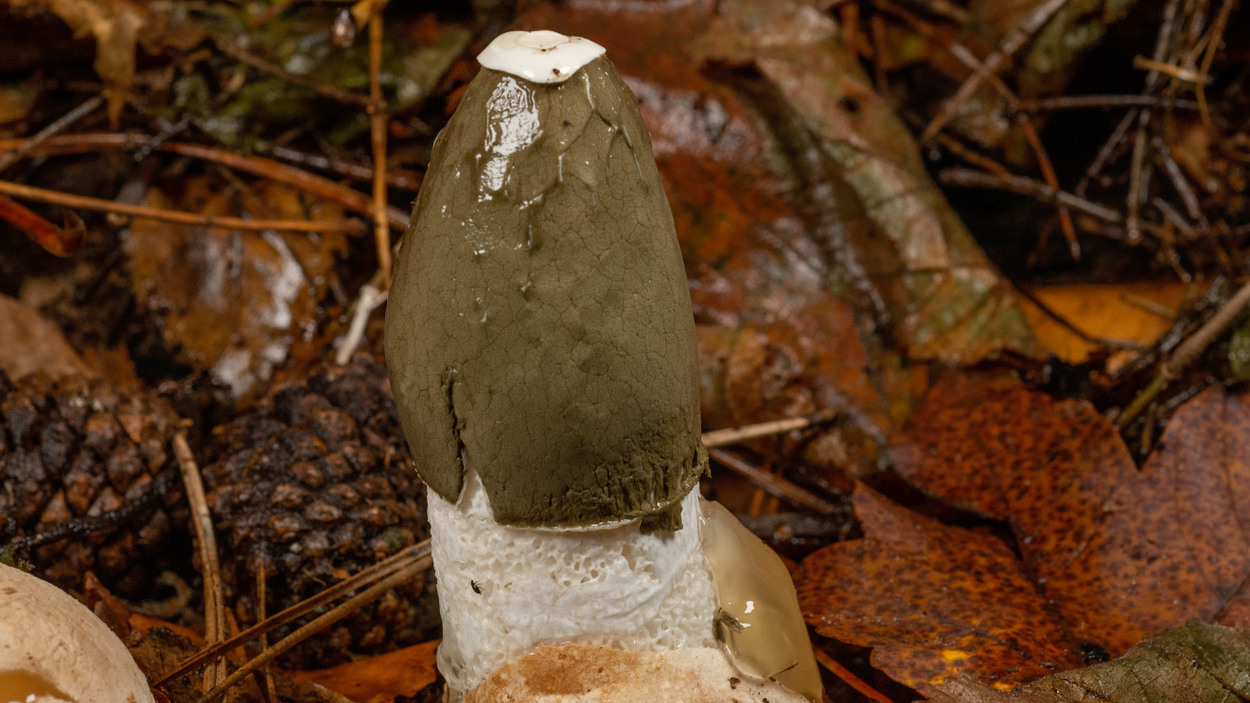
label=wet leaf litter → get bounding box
[1,0,1249,702]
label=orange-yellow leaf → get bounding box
[289,640,440,703]
[1020,282,1187,366]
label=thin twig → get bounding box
[814,649,893,703]
[173,433,228,691]
[368,5,392,288]
[1017,115,1078,259]
[1122,4,1180,246]
[898,0,968,23]
[158,141,409,230]
[930,131,1012,176]
[254,557,278,703]
[1196,0,1235,133]
[1161,278,1250,377]
[1076,107,1137,198]
[1132,56,1212,84]
[155,540,431,687]
[702,408,839,448]
[1117,277,1250,427]
[269,145,422,191]
[939,167,1127,226]
[0,134,410,229]
[1120,292,1180,320]
[0,94,103,172]
[1153,196,1196,242]
[1078,0,1181,199]
[335,284,387,365]
[708,448,841,515]
[869,12,890,94]
[1153,136,1204,223]
[0,179,364,233]
[0,193,84,256]
[919,0,1071,142]
[1126,122,1150,244]
[1015,94,1200,112]
[192,557,431,703]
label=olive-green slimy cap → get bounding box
[385,32,706,529]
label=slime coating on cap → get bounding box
[386,55,705,527]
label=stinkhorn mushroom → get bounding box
[386,30,822,703]
[0,563,155,703]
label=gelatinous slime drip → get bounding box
[700,500,822,703]
[0,670,73,703]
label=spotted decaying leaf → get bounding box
[928,622,1250,703]
[796,486,1083,694]
[891,376,1250,654]
[124,177,348,398]
[798,379,1250,693]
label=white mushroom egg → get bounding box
[0,563,154,703]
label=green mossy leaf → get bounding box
[929,622,1250,703]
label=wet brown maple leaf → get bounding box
[803,376,1250,693]
[796,486,1083,693]
[891,376,1250,653]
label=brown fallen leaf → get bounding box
[125,177,348,398]
[9,0,201,126]
[1019,281,1187,367]
[693,0,1037,364]
[796,485,1083,694]
[929,622,1250,703]
[9,0,146,125]
[0,292,93,380]
[891,375,1250,655]
[288,639,440,703]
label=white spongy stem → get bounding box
[477,30,606,84]
[428,471,717,698]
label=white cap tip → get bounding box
[477,30,606,84]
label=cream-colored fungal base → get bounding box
[0,563,154,703]
[476,30,606,84]
[428,472,716,698]
[463,643,812,703]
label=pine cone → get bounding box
[0,371,187,597]
[203,353,433,668]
